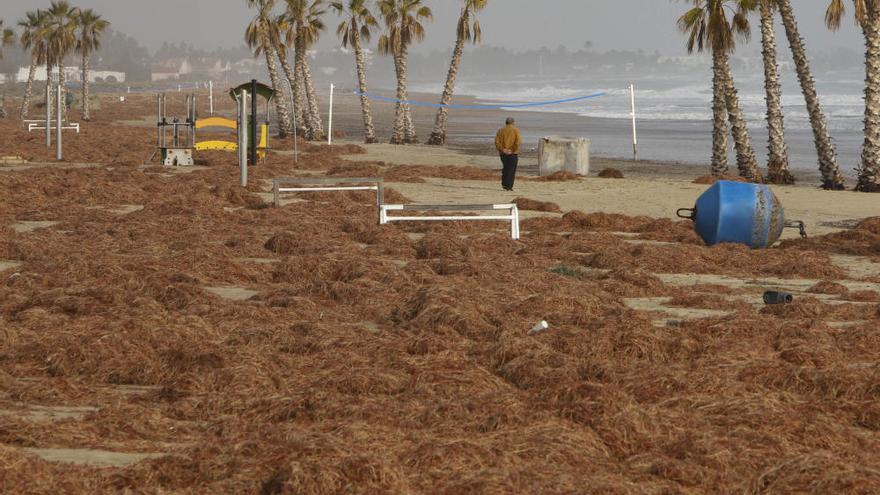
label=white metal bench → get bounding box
[273,177,385,207]
[380,204,521,240]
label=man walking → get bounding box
[495,117,522,191]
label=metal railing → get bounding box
[379,203,521,240]
[273,177,385,208]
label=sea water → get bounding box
[414,71,867,177]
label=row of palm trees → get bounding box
[245,0,487,146]
[680,0,880,192]
[0,21,17,117]
[9,2,109,122]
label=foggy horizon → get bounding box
[0,0,866,57]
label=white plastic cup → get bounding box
[529,320,550,335]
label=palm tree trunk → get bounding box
[20,55,38,119]
[294,61,307,132]
[301,56,325,141]
[776,0,844,189]
[278,50,303,134]
[293,44,313,138]
[711,52,730,176]
[58,65,67,122]
[351,27,377,144]
[45,64,53,124]
[262,31,291,138]
[760,0,793,184]
[399,43,417,143]
[720,52,763,182]
[390,46,406,145]
[81,52,91,121]
[858,6,880,192]
[427,10,468,146]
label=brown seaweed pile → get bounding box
[597,168,625,179]
[1,109,879,494]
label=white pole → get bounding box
[45,82,52,148]
[239,89,248,187]
[327,83,334,145]
[56,84,63,161]
[630,83,638,161]
[209,81,214,116]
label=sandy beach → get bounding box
[0,91,878,492]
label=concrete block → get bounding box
[538,136,590,176]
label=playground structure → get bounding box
[156,93,196,166]
[195,116,268,160]
[272,175,521,240]
[153,80,274,167]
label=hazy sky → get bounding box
[0,0,865,55]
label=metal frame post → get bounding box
[239,89,249,187]
[45,82,52,148]
[630,83,638,161]
[56,84,63,161]
[328,83,334,145]
[250,79,258,166]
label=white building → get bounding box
[88,71,126,83]
[14,65,125,83]
[151,58,192,82]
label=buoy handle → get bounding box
[676,208,695,220]
[785,220,807,239]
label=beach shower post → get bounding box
[328,83,334,145]
[630,84,638,161]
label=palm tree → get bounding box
[331,0,379,143]
[0,20,12,54]
[0,20,14,119]
[758,0,794,183]
[74,9,109,121]
[378,0,433,144]
[274,14,306,134]
[827,0,880,192]
[246,0,293,138]
[776,0,845,189]
[427,0,488,146]
[18,10,50,119]
[283,0,326,141]
[45,1,78,121]
[679,0,762,181]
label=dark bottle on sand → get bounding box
[763,291,794,305]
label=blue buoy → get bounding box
[677,181,804,249]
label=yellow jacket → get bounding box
[495,125,522,155]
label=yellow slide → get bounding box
[194,123,268,158]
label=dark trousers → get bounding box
[500,153,519,190]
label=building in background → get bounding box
[151,58,192,82]
[14,66,126,83]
